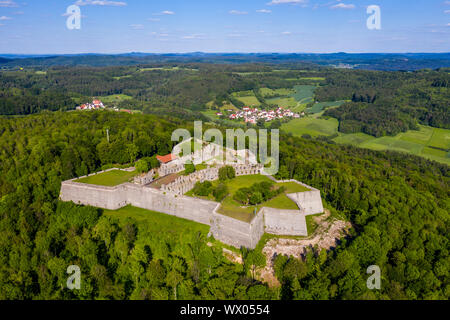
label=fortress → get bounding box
[59,140,324,249]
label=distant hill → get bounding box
[0,57,11,64]
[0,52,449,71]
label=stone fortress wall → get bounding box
[60,140,323,249]
[161,164,264,196]
[60,167,324,249]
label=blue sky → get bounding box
[0,0,449,54]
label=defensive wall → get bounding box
[60,169,324,249]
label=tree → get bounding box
[184,162,195,175]
[126,143,139,164]
[249,192,263,205]
[135,159,149,173]
[213,183,228,202]
[219,166,236,181]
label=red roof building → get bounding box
[157,154,176,164]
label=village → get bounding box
[223,106,301,124]
[76,99,105,110]
[76,99,134,114]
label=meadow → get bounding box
[282,115,450,165]
[306,101,346,114]
[98,94,133,104]
[281,116,339,137]
[76,169,137,186]
[186,175,309,223]
[232,91,261,107]
[103,205,210,233]
[334,125,450,165]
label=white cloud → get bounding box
[267,0,307,5]
[256,9,272,13]
[161,10,175,15]
[0,1,18,7]
[330,3,355,10]
[229,10,248,15]
[129,24,144,30]
[75,0,127,6]
[0,16,12,20]
[281,31,292,35]
[182,33,206,39]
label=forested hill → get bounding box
[0,111,448,299]
[1,52,449,70]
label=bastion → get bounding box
[59,141,324,249]
[60,165,324,249]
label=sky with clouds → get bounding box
[0,0,449,54]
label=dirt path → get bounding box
[258,209,351,287]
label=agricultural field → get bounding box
[231,91,261,107]
[306,101,346,114]
[281,116,339,137]
[333,125,450,165]
[291,85,316,104]
[259,88,295,98]
[98,94,133,104]
[266,97,298,109]
[76,169,138,186]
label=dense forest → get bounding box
[1,52,449,70]
[319,69,450,137]
[1,64,448,139]
[0,111,448,299]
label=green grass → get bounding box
[231,92,261,107]
[103,205,209,232]
[98,94,133,104]
[306,101,345,114]
[76,169,137,186]
[300,77,325,81]
[332,125,450,165]
[266,97,298,108]
[334,132,376,145]
[186,175,310,223]
[259,88,295,97]
[428,128,450,150]
[291,85,316,104]
[281,116,339,137]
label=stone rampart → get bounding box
[60,169,323,249]
[262,207,308,236]
[268,177,324,216]
[210,208,265,249]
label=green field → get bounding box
[291,85,316,104]
[306,101,345,114]
[333,125,450,165]
[300,77,326,81]
[98,94,133,104]
[76,169,137,186]
[103,205,209,233]
[232,91,261,106]
[281,116,339,137]
[267,97,298,109]
[259,88,295,97]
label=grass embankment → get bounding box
[103,205,210,233]
[76,169,137,186]
[186,175,310,223]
